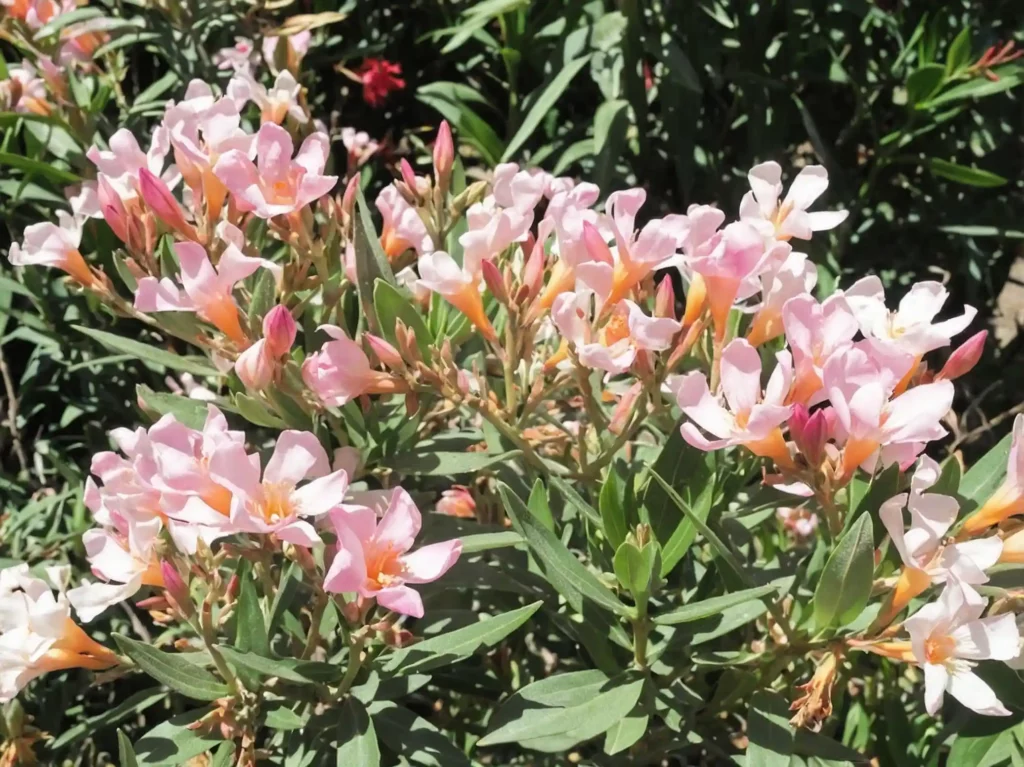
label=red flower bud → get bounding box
[790,405,829,466]
[262,305,296,358]
[234,340,275,390]
[160,560,194,618]
[937,330,986,381]
[98,176,130,245]
[399,159,419,200]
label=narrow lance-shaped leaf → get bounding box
[114,635,230,701]
[813,513,875,629]
[497,484,629,617]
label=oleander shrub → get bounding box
[0,1,1023,766]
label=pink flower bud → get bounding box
[262,305,296,358]
[365,334,404,369]
[98,176,129,244]
[433,120,454,191]
[789,404,829,466]
[655,278,676,319]
[342,175,360,219]
[437,486,476,518]
[399,159,419,200]
[160,560,194,618]
[937,330,986,381]
[610,382,643,435]
[481,258,509,305]
[138,168,195,239]
[581,221,613,265]
[522,243,545,301]
[234,340,275,390]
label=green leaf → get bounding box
[384,601,541,675]
[114,635,229,701]
[923,68,1022,108]
[0,152,80,184]
[653,585,779,626]
[747,691,795,766]
[502,56,591,161]
[613,541,657,605]
[933,457,962,497]
[353,186,397,333]
[527,478,556,533]
[373,279,433,359]
[118,731,139,767]
[603,714,649,756]
[232,393,288,429]
[459,531,523,553]
[945,27,973,76]
[337,698,380,767]
[384,449,520,476]
[263,702,308,731]
[927,158,1007,187]
[478,673,644,749]
[74,326,220,377]
[498,484,629,616]
[34,6,105,36]
[847,463,900,530]
[690,599,769,645]
[813,513,875,629]
[370,703,470,766]
[599,470,628,550]
[50,688,166,750]
[247,269,278,328]
[550,476,602,525]
[217,647,342,685]
[235,567,269,656]
[906,63,947,105]
[136,385,214,430]
[642,428,716,576]
[947,724,1020,767]
[134,709,221,766]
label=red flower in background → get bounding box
[357,58,406,107]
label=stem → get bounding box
[336,634,367,698]
[0,345,27,475]
[503,315,518,417]
[709,334,724,392]
[301,593,329,660]
[632,614,650,669]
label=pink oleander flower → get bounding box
[163,80,255,221]
[782,293,860,405]
[207,431,349,546]
[436,486,477,519]
[228,70,307,125]
[416,250,497,342]
[235,305,297,390]
[843,276,977,359]
[746,247,817,347]
[551,281,680,375]
[214,123,336,219]
[57,18,110,64]
[215,37,257,72]
[777,507,819,539]
[324,488,462,617]
[1,0,74,28]
[342,127,379,171]
[357,58,405,107]
[376,184,431,260]
[904,583,1018,717]
[0,61,50,116]
[961,414,1024,535]
[67,517,165,622]
[87,127,177,201]
[740,161,848,240]
[492,163,550,213]
[7,211,96,287]
[823,345,953,481]
[67,181,102,220]
[0,565,118,701]
[460,199,533,267]
[881,456,1002,618]
[134,240,280,347]
[263,30,311,72]
[530,182,602,315]
[302,325,408,407]
[670,338,795,468]
[686,220,773,339]
[578,189,687,309]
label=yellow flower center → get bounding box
[259,482,295,524]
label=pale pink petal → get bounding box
[134,278,194,312]
[375,488,421,552]
[720,339,761,415]
[946,669,1010,716]
[783,165,829,210]
[883,382,954,444]
[375,585,424,618]
[275,520,321,547]
[265,431,330,485]
[67,576,143,623]
[291,470,349,517]
[401,540,462,584]
[323,520,368,594]
[808,210,849,231]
